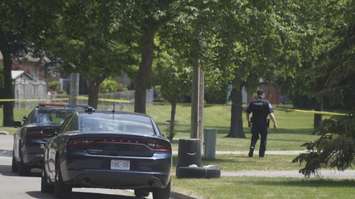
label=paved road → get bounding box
[0,135,147,199]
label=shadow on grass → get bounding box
[270,128,315,135]
[172,154,257,167]
[267,137,312,143]
[255,179,355,188]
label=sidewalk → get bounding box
[216,150,306,155]
[173,150,306,156]
[222,170,355,179]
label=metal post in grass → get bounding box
[203,128,217,160]
[69,73,79,106]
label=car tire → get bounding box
[18,160,30,176]
[41,169,54,193]
[152,180,171,199]
[54,159,72,198]
[176,165,221,178]
[11,153,18,173]
[135,189,149,198]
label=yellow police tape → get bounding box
[276,108,350,116]
[76,96,130,103]
[0,98,350,116]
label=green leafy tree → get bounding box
[294,0,355,175]
[155,47,191,141]
[116,0,180,114]
[209,1,301,137]
[45,0,135,108]
[0,0,61,126]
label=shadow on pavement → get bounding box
[0,149,12,157]
[27,191,137,199]
[0,163,41,177]
[0,164,16,176]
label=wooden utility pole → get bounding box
[191,25,206,151]
[69,73,80,106]
[191,61,204,139]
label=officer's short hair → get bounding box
[256,89,264,96]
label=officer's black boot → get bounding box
[248,147,254,157]
[259,144,266,158]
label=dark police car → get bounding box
[12,103,76,175]
[41,111,172,199]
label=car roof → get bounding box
[35,104,92,112]
[78,111,152,119]
[36,106,75,112]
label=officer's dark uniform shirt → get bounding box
[246,98,273,126]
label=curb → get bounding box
[171,191,198,199]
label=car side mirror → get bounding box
[13,121,22,128]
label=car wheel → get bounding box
[11,153,18,173]
[135,189,149,198]
[41,169,54,193]
[152,180,171,199]
[54,159,72,198]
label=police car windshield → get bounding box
[79,113,155,136]
[32,110,71,125]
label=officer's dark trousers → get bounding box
[250,123,268,157]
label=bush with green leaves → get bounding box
[100,79,126,93]
[293,115,355,176]
[48,80,60,92]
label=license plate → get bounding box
[110,159,130,170]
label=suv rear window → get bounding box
[79,113,155,135]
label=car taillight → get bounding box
[146,141,171,153]
[67,138,96,149]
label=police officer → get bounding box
[246,90,278,158]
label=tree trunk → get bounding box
[69,73,80,106]
[134,29,155,114]
[2,50,14,126]
[313,97,324,131]
[168,101,177,141]
[228,79,245,138]
[87,79,101,109]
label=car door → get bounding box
[46,113,75,181]
[13,110,35,161]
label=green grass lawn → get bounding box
[0,103,318,152]
[173,177,355,199]
[146,103,318,151]
[0,108,31,134]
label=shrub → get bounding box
[48,80,60,92]
[293,115,355,176]
[100,78,127,93]
[205,84,228,104]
